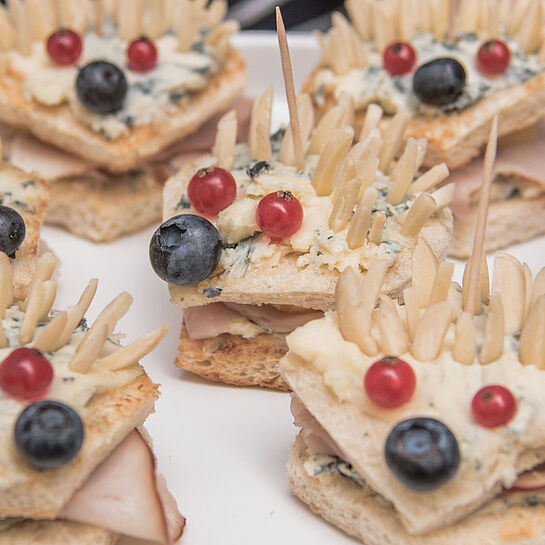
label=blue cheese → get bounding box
[315,33,545,116]
[7,26,219,140]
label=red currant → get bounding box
[471,385,516,428]
[127,36,158,72]
[256,191,303,240]
[364,356,416,409]
[47,29,82,66]
[187,166,237,218]
[0,348,53,400]
[476,40,511,76]
[383,41,417,76]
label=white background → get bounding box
[41,33,545,545]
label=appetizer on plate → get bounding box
[281,249,545,544]
[303,0,545,170]
[151,92,453,390]
[448,121,545,258]
[0,138,49,300]
[0,98,252,242]
[0,266,184,545]
[0,0,246,171]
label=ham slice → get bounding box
[60,430,185,544]
[9,133,92,180]
[291,395,345,459]
[510,464,545,492]
[449,122,545,224]
[183,303,254,340]
[224,303,323,334]
[184,303,323,340]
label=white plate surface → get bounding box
[40,32,545,545]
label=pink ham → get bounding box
[224,303,323,334]
[448,122,545,224]
[184,303,323,340]
[60,430,185,544]
[9,133,92,180]
[183,303,252,340]
[290,395,345,458]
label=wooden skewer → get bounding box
[276,7,305,172]
[464,115,498,316]
[94,0,103,36]
[447,0,456,43]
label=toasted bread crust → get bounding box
[176,323,289,391]
[0,47,246,170]
[0,520,117,545]
[0,373,158,519]
[45,169,165,242]
[304,69,545,170]
[449,195,545,259]
[288,434,545,545]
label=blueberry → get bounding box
[76,61,128,114]
[14,400,84,470]
[385,417,460,492]
[413,58,466,106]
[0,206,25,256]
[149,214,222,286]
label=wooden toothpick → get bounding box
[276,7,305,172]
[464,115,499,316]
[94,0,103,36]
[447,0,456,43]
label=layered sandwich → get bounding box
[0,0,247,241]
[304,0,545,169]
[151,91,453,390]
[281,249,545,544]
[0,261,184,544]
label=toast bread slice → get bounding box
[45,168,166,243]
[0,162,48,300]
[0,519,117,545]
[449,192,545,258]
[0,46,246,171]
[288,434,545,545]
[176,322,289,391]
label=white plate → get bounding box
[41,32,545,545]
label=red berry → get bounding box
[256,191,303,240]
[476,40,511,76]
[364,356,416,409]
[127,36,158,72]
[47,29,82,66]
[383,41,417,76]
[0,348,53,400]
[187,166,237,218]
[472,385,516,428]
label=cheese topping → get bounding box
[169,142,449,279]
[313,33,544,116]
[0,306,142,487]
[6,25,218,140]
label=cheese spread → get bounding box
[0,306,143,487]
[7,24,218,140]
[169,140,450,279]
[312,33,545,116]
